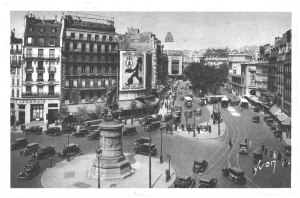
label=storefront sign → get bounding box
[11,99,46,104]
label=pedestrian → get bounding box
[280,134,283,142]
[270,148,273,158]
[229,138,233,147]
[272,151,277,160]
[277,151,282,161]
[249,140,252,147]
[252,166,258,178]
[49,157,53,168]
[125,119,127,125]
[261,143,265,152]
[47,122,49,129]
[245,138,247,144]
[264,147,268,155]
[175,124,177,131]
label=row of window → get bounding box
[11,68,21,75]
[11,89,21,98]
[28,27,57,33]
[11,78,21,86]
[68,33,115,42]
[64,43,118,53]
[26,85,55,93]
[284,89,291,100]
[26,37,57,46]
[25,73,56,81]
[26,61,56,68]
[64,90,105,101]
[66,65,116,75]
[65,55,118,63]
[26,49,56,57]
[65,78,114,88]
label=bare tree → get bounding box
[53,105,69,124]
[75,105,91,124]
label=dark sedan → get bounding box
[31,145,55,160]
[174,176,195,188]
[25,126,43,135]
[17,160,41,180]
[44,127,62,136]
[11,138,28,150]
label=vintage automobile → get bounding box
[44,127,62,136]
[178,90,182,95]
[239,142,248,154]
[229,101,235,106]
[198,176,217,188]
[25,126,43,135]
[144,121,161,131]
[139,115,154,124]
[192,159,208,173]
[253,106,261,112]
[61,126,77,134]
[284,145,291,156]
[252,116,260,123]
[134,137,150,145]
[31,145,55,160]
[195,108,202,116]
[177,106,182,112]
[17,160,41,180]
[122,125,137,136]
[57,143,80,157]
[172,115,181,123]
[133,143,157,156]
[20,143,40,156]
[264,115,273,122]
[180,96,184,101]
[174,176,196,188]
[273,130,282,138]
[72,128,89,138]
[253,151,263,164]
[87,130,101,140]
[270,125,276,130]
[88,125,100,133]
[140,117,156,126]
[161,113,173,122]
[222,167,246,184]
[11,138,28,150]
[265,117,274,126]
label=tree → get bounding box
[53,105,69,124]
[75,105,91,124]
[143,102,154,116]
[129,100,137,125]
[94,103,105,119]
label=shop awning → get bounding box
[144,97,160,106]
[269,104,281,116]
[117,100,144,110]
[66,103,105,114]
[281,117,291,126]
[276,112,288,122]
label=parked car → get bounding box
[222,167,246,184]
[87,130,100,140]
[252,116,260,123]
[72,129,88,138]
[192,159,208,173]
[88,125,100,133]
[144,121,161,131]
[140,116,155,126]
[253,151,263,164]
[264,117,274,126]
[134,137,150,146]
[57,143,80,157]
[239,142,248,154]
[25,126,43,135]
[253,106,261,112]
[177,106,182,112]
[229,101,235,106]
[133,143,157,156]
[20,143,40,156]
[284,145,291,156]
[270,125,276,130]
[174,176,195,188]
[264,115,273,122]
[161,113,173,122]
[17,160,41,179]
[122,126,137,136]
[31,145,55,160]
[273,130,282,138]
[61,126,77,134]
[44,127,62,136]
[198,176,217,188]
[11,138,28,150]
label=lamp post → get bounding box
[160,125,164,164]
[96,148,102,188]
[67,131,70,162]
[147,123,152,188]
[218,102,220,136]
[184,112,188,132]
[193,108,196,137]
[166,155,171,173]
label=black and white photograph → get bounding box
[2,0,299,197]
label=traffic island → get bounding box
[41,153,176,188]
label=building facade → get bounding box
[283,30,291,116]
[204,48,228,67]
[21,14,62,125]
[165,50,183,78]
[10,30,23,124]
[60,13,119,108]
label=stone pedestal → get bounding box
[92,119,132,180]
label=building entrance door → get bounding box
[48,109,56,124]
[19,111,25,124]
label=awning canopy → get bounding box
[281,116,291,126]
[66,103,105,114]
[269,104,281,116]
[117,100,144,110]
[276,112,288,122]
[144,97,160,106]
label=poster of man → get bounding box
[120,52,146,91]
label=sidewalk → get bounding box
[173,105,226,139]
[41,153,176,188]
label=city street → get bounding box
[11,80,290,188]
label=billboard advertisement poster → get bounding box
[120,51,146,91]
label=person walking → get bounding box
[229,138,233,147]
[49,157,53,168]
[272,151,277,160]
[245,138,247,144]
[261,143,265,152]
[249,140,252,147]
[270,148,273,158]
[252,165,258,178]
[264,147,268,156]
[277,151,282,161]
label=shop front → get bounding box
[10,98,60,125]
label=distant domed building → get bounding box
[165,32,174,42]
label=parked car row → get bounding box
[174,175,217,188]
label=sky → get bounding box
[10,11,291,50]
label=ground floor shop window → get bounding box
[31,104,44,121]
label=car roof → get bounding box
[253,150,263,155]
[142,143,156,146]
[26,160,39,166]
[65,143,77,147]
[41,145,54,150]
[229,167,244,173]
[240,142,247,146]
[194,159,206,163]
[15,138,26,141]
[253,116,259,118]
[177,175,190,180]
[49,127,60,129]
[124,125,136,129]
[27,143,39,146]
[139,137,149,140]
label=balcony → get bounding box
[24,54,60,60]
[25,78,33,82]
[48,78,56,82]
[10,60,22,67]
[48,67,57,73]
[22,92,59,98]
[25,67,34,73]
[10,49,22,54]
[36,67,45,73]
[277,53,285,62]
[37,79,44,82]
[65,36,117,43]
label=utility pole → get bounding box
[218,102,220,136]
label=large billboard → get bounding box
[120,51,146,91]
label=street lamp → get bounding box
[193,108,197,137]
[184,112,188,132]
[96,148,102,188]
[166,154,171,181]
[160,125,165,164]
[147,123,152,188]
[67,129,70,162]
